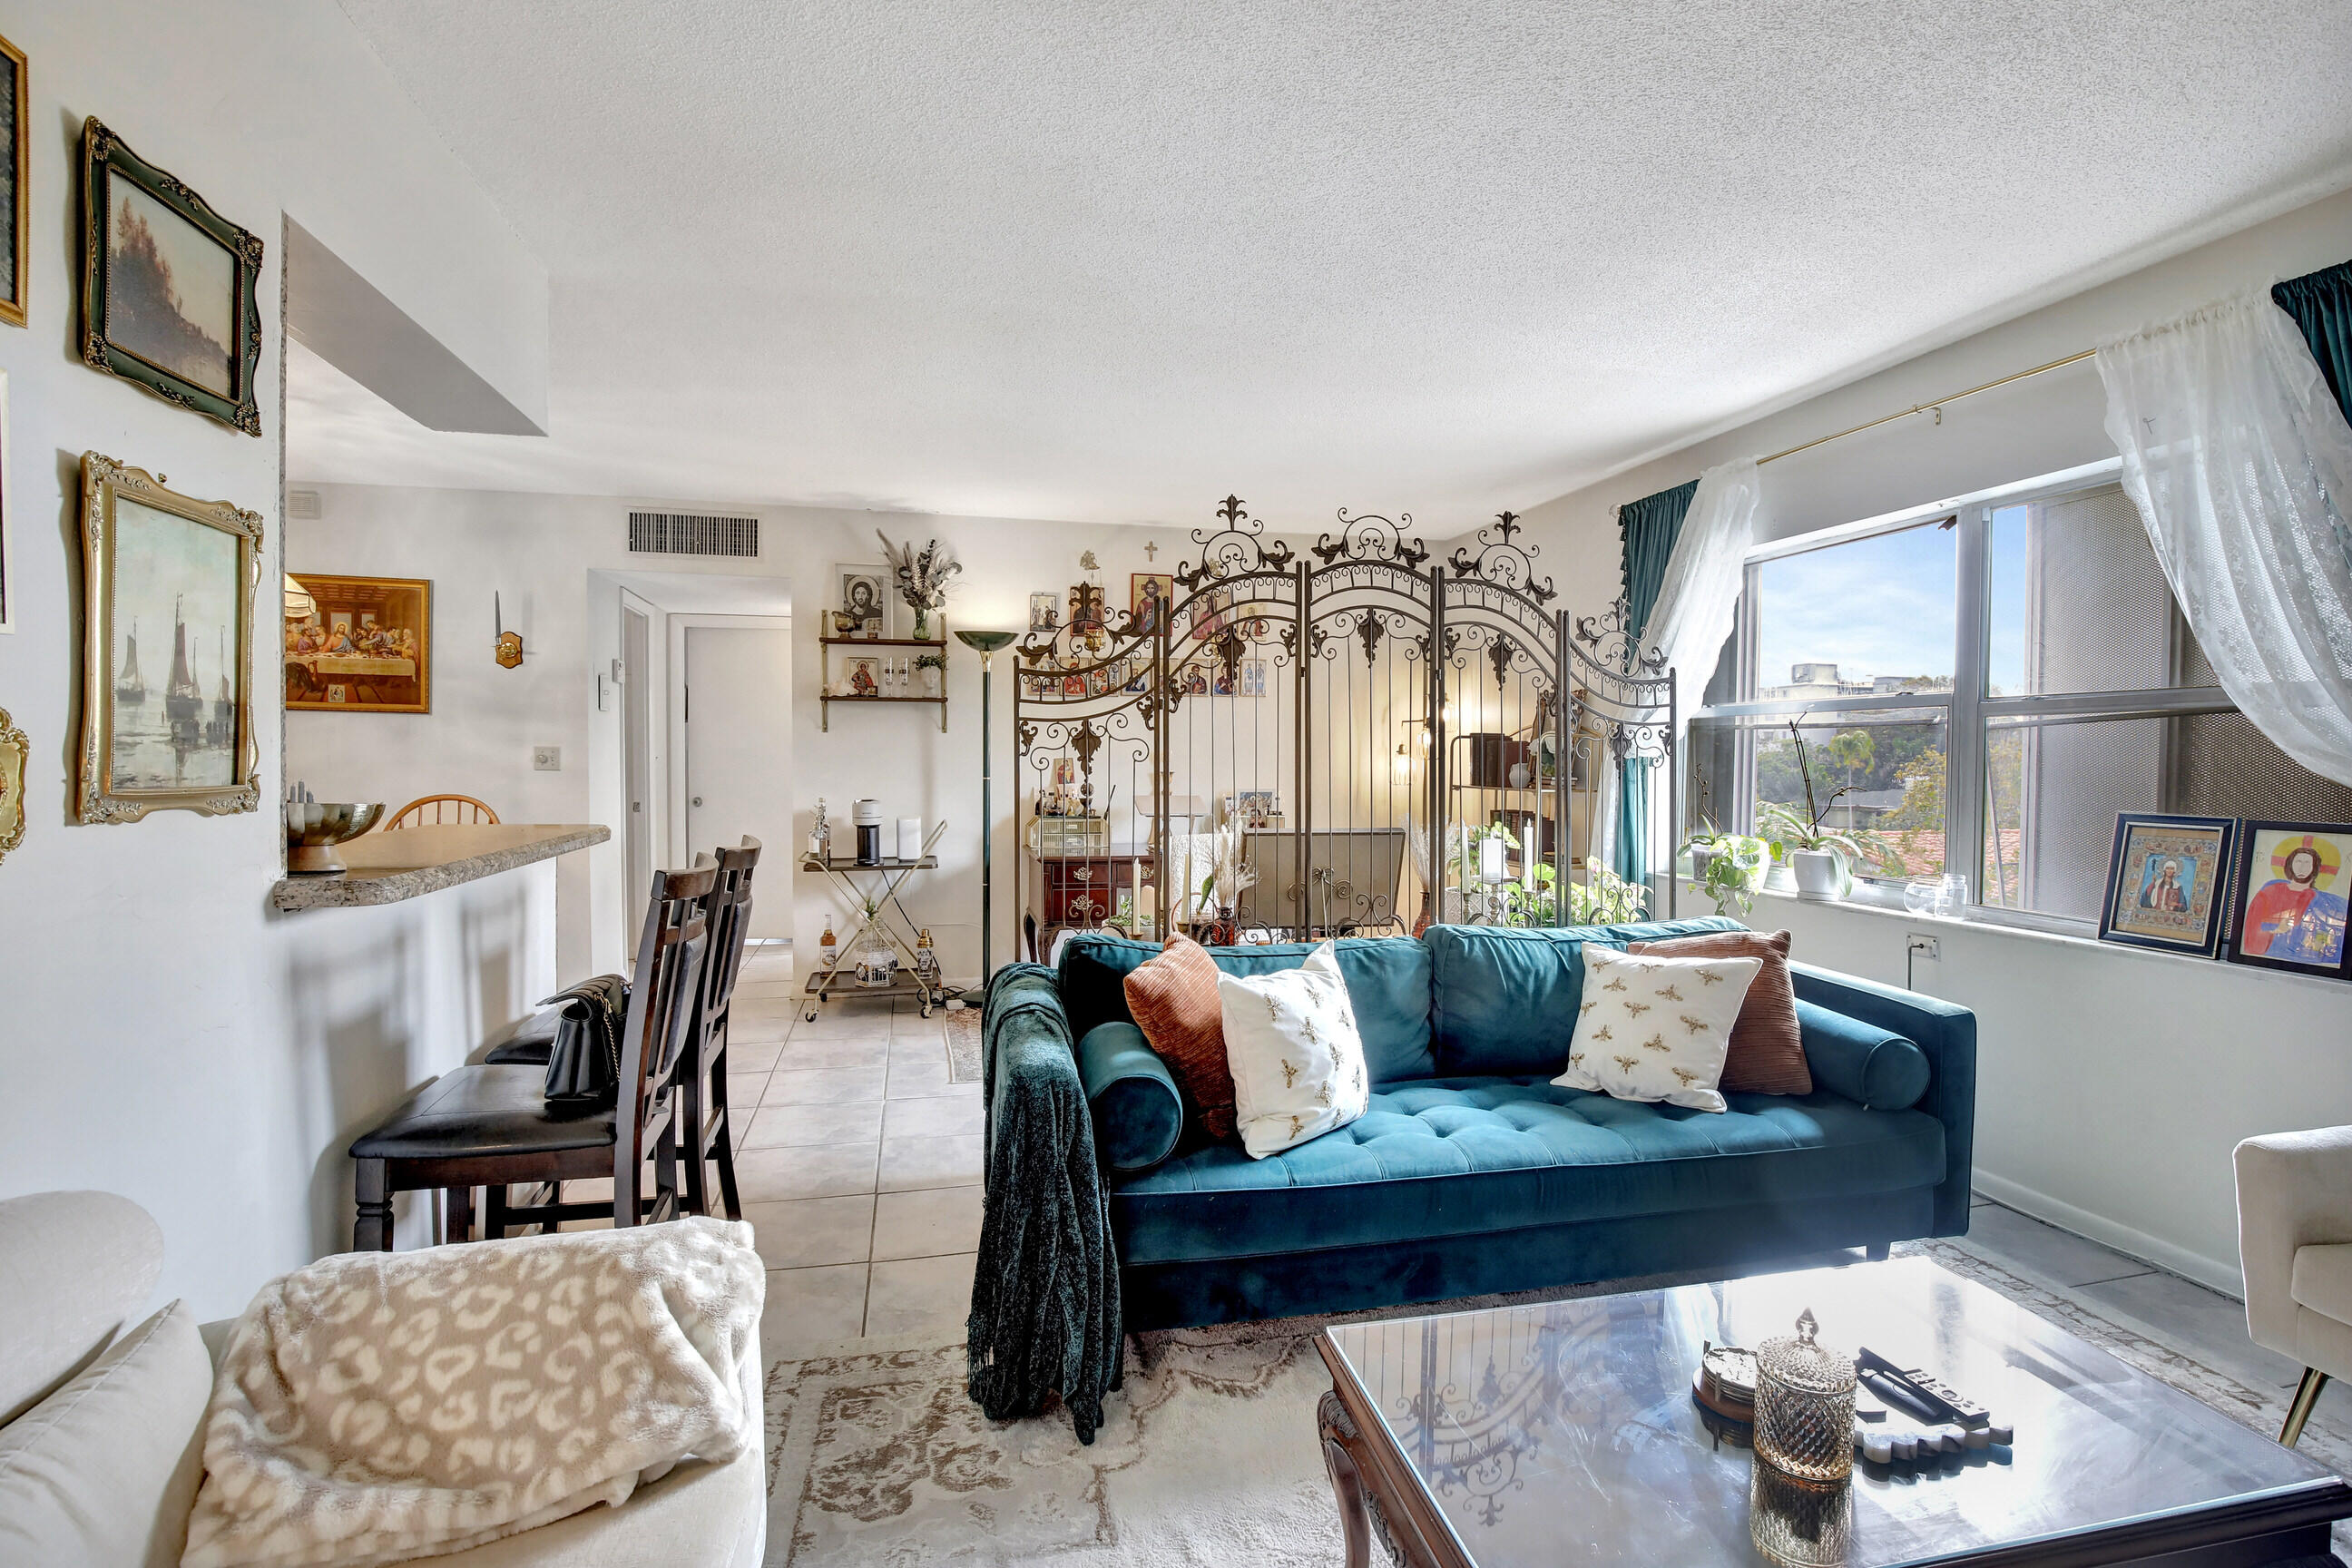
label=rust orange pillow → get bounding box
[1122,935,1236,1140]
[1627,928,1809,1095]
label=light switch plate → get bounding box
[534,746,562,771]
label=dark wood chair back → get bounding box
[612,862,720,1229]
[683,837,760,1220]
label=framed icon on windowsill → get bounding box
[2224,821,2352,980]
[2096,813,2237,958]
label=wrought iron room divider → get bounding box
[1012,497,1675,953]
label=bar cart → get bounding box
[800,838,946,1020]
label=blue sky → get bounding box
[1752,511,2030,696]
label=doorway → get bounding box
[622,603,653,926]
[675,616,793,938]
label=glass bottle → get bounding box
[914,927,940,989]
[809,798,831,862]
[818,920,838,970]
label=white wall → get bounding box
[1532,191,2352,1294]
[287,485,1251,985]
[0,3,552,1318]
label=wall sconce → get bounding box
[494,592,524,669]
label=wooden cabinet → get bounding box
[1030,851,1156,936]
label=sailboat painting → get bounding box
[77,453,260,822]
[108,495,236,790]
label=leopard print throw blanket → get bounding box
[182,1217,764,1568]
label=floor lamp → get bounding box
[955,629,1017,1000]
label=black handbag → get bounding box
[541,974,629,1108]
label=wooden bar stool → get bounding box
[683,837,760,1220]
[349,863,719,1249]
[386,793,500,828]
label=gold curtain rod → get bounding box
[1758,347,2098,466]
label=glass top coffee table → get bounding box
[1315,1258,2349,1567]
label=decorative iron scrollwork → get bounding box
[1447,512,1556,604]
[1177,495,1296,590]
[1311,508,1429,571]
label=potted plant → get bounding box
[1566,863,1650,926]
[1681,823,1770,918]
[1756,720,1903,901]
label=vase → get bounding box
[922,666,941,698]
[1200,906,1238,946]
[913,606,930,640]
[1791,848,1844,902]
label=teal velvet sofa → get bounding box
[1014,916,1975,1330]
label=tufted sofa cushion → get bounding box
[1108,1075,1946,1265]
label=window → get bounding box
[1690,475,2352,928]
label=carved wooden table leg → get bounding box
[1320,1389,1374,1568]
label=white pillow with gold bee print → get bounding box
[1215,940,1372,1158]
[1553,945,1763,1112]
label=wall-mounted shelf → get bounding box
[820,615,949,732]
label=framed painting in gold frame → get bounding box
[0,32,25,330]
[0,704,24,866]
[285,573,432,712]
[75,453,261,822]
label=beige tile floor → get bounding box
[724,946,983,1362]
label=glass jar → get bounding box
[853,921,897,988]
[1753,1308,1857,1483]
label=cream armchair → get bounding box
[2235,1126,2352,1446]
[0,1191,765,1567]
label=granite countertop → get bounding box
[271,823,609,911]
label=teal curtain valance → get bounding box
[2273,259,2352,425]
[1612,478,1700,882]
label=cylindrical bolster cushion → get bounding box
[1795,1000,1931,1111]
[1076,1023,1185,1172]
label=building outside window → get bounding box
[1687,471,2352,930]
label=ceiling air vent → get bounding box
[628,511,760,559]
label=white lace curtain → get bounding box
[2098,292,2352,787]
[1591,456,1761,882]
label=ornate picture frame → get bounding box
[284,573,432,712]
[76,454,261,822]
[0,32,25,330]
[0,703,24,866]
[2095,812,2236,958]
[79,119,264,436]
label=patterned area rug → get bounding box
[762,1240,2349,1565]
[944,1005,983,1083]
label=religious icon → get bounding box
[2098,814,2234,957]
[2227,822,2352,977]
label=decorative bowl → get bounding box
[285,801,385,874]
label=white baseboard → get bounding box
[1971,1170,2244,1299]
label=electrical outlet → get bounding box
[533,746,562,771]
[1907,934,1940,961]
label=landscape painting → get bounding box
[79,120,263,435]
[77,454,260,822]
[107,174,236,397]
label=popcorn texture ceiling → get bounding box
[296,0,2352,526]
